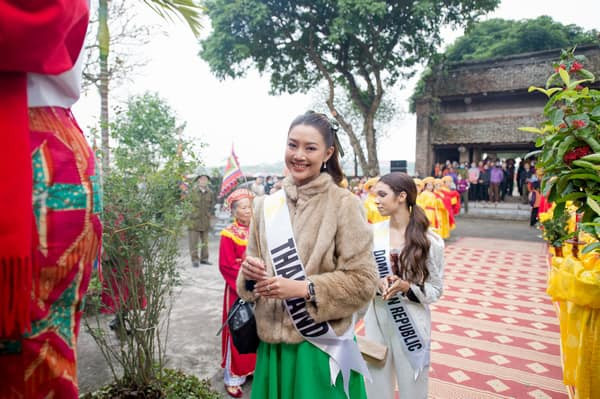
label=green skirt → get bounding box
[251,341,368,399]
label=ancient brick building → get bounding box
[414,45,600,177]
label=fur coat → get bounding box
[236,173,378,344]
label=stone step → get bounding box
[460,201,531,221]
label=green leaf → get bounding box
[550,108,565,127]
[143,0,204,37]
[554,201,566,219]
[579,69,596,81]
[518,127,544,134]
[567,173,600,183]
[545,87,563,97]
[592,106,600,118]
[524,149,542,159]
[582,242,600,254]
[559,68,570,86]
[545,181,557,201]
[546,73,559,89]
[543,93,562,115]
[562,192,586,201]
[567,79,594,90]
[588,196,600,216]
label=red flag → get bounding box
[219,145,243,198]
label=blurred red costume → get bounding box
[219,221,256,379]
[0,2,102,398]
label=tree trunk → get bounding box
[364,111,380,176]
[99,0,110,174]
[344,129,369,176]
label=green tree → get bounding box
[445,16,599,63]
[200,0,499,176]
[112,92,182,170]
[85,93,200,395]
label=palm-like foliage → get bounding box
[143,0,204,37]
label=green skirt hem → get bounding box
[250,341,367,399]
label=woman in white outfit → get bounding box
[364,172,445,399]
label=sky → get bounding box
[73,0,599,173]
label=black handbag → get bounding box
[217,297,259,354]
[216,213,261,354]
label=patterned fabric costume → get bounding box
[0,2,100,397]
[219,220,257,380]
[0,107,101,398]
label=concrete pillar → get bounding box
[472,147,483,163]
[459,147,469,164]
[415,99,434,177]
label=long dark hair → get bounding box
[288,111,344,184]
[379,172,431,285]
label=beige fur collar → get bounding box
[282,173,332,202]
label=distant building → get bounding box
[414,45,600,176]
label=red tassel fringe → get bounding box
[0,257,37,337]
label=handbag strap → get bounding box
[216,299,245,336]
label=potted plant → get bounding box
[539,211,574,257]
[520,47,600,254]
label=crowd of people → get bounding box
[430,158,540,205]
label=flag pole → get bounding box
[233,143,247,184]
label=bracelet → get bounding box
[305,279,316,302]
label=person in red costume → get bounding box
[219,189,257,398]
[0,2,102,398]
[433,178,456,231]
[440,175,461,216]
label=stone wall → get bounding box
[433,46,600,97]
[432,109,541,145]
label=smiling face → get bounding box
[373,181,407,217]
[285,124,334,186]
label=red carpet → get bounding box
[357,237,568,399]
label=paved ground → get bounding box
[77,217,543,397]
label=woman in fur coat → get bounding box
[238,111,378,399]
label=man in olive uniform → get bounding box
[188,174,215,267]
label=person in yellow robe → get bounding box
[414,178,424,194]
[434,178,455,234]
[417,177,450,238]
[363,176,389,224]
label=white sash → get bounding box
[372,219,430,378]
[263,189,371,397]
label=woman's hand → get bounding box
[382,275,410,301]
[255,277,308,300]
[241,256,268,282]
[377,277,389,295]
